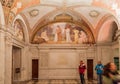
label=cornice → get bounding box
[0,24,14,34]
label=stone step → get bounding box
[24,79,98,84]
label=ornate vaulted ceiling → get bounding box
[1,0,120,44]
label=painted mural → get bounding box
[33,22,88,44]
[14,20,24,41]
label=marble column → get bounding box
[0,28,5,84]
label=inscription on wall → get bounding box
[40,52,49,67]
[79,53,86,60]
[49,52,77,68]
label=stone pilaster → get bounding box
[118,37,120,70]
[4,30,13,84]
[0,26,5,84]
[115,30,120,70]
[21,45,30,81]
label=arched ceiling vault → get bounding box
[30,8,93,39]
[1,0,120,43]
[97,16,118,43]
[14,4,119,43]
[95,14,119,42]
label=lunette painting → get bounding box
[33,22,88,44]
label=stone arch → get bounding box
[12,15,29,43]
[30,7,95,41]
[97,15,118,43]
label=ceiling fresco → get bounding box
[0,0,119,43]
[5,0,120,16]
[14,20,25,41]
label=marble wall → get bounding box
[2,39,119,84]
[24,44,113,80]
[1,41,119,84]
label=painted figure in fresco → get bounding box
[78,34,83,44]
[65,25,71,43]
[54,25,62,42]
[17,29,23,40]
[78,31,88,44]
[81,31,88,43]
[41,30,49,41]
[14,21,24,41]
[73,28,79,43]
[47,25,53,40]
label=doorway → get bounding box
[87,59,93,81]
[32,59,39,80]
[12,46,21,82]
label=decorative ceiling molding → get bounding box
[89,10,99,17]
[29,9,39,17]
[1,0,14,8]
[54,13,73,21]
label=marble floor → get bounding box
[26,79,98,84]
